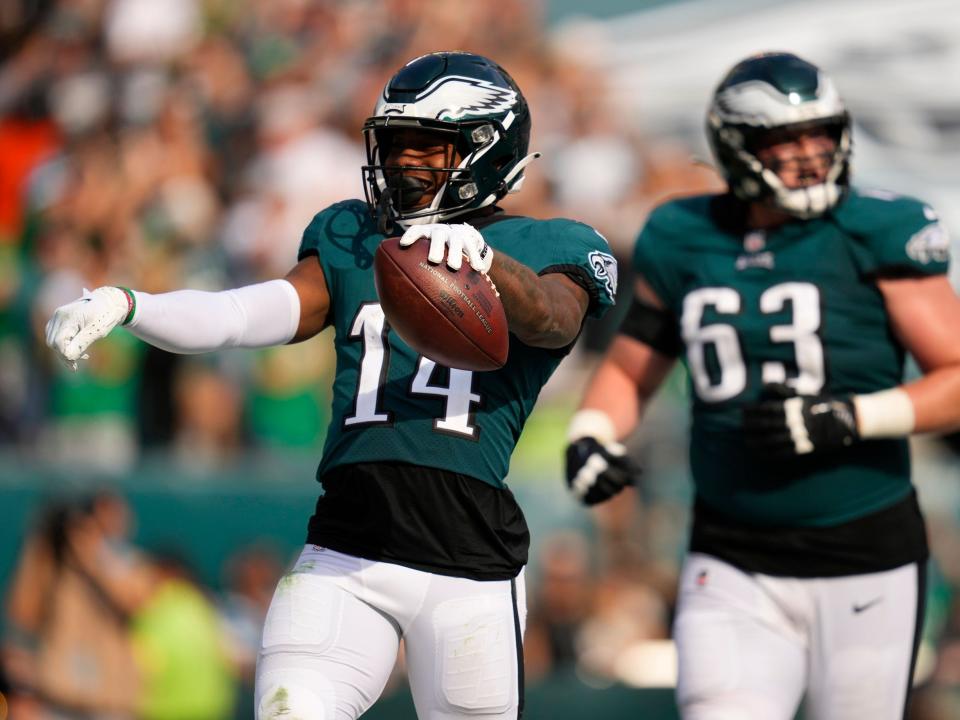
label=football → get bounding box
[374,237,509,371]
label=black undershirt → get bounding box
[307,462,529,581]
[689,490,928,577]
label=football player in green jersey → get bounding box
[46,52,618,719]
[565,52,960,720]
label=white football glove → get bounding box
[399,223,494,273]
[45,286,132,371]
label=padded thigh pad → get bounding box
[433,594,514,713]
[261,572,345,652]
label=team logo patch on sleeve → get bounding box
[588,251,618,302]
[906,221,950,264]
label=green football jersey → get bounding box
[633,188,949,526]
[299,200,616,489]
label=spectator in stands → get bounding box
[4,492,151,718]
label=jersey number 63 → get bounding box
[681,282,825,402]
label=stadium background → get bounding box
[1,0,959,718]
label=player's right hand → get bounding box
[399,223,494,273]
[45,286,132,371]
[565,436,639,506]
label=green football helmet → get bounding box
[706,52,852,219]
[362,52,539,233]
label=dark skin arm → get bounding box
[283,256,332,342]
[488,251,590,349]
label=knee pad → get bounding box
[256,672,332,720]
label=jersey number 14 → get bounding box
[682,282,825,402]
[343,303,481,438]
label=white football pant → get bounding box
[674,553,923,720]
[255,545,526,719]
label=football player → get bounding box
[565,52,960,720]
[47,51,617,719]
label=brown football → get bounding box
[374,237,509,371]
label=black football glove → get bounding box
[565,437,640,506]
[742,384,860,459]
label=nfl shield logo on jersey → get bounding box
[743,230,766,253]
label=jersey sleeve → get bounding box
[296,199,372,295]
[535,219,619,319]
[842,191,950,278]
[297,206,336,299]
[298,200,367,259]
[631,203,685,309]
[297,212,326,261]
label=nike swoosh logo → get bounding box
[852,597,883,614]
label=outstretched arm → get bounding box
[46,257,331,368]
[488,252,588,349]
[283,255,332,341]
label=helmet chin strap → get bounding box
[775,182,840,219]
[391,176,429,207]
[378,175,430,235]
[760,156,845,219]
[394,188,447,229]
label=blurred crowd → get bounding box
[3,1,960,718]
[0,0,718,474]
[2,490,280,719]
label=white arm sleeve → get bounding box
[126,279,301,354]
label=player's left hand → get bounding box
[742,384,860,458]
[400,223,493,273]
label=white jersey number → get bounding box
[344,304,480,437]
[682,283,825,402]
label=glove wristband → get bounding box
[116,286,137,326]
[567,408,617,444]
[853,388,915,439]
